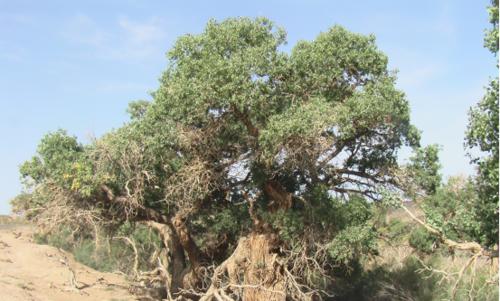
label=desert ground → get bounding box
[0,219,135,301]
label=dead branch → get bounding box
[113,236,139,278]
[400,204,485,255]
[399,201,498,300]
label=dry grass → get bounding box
[366,207,499,301]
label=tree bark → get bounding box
[170,210,208,290]
[200,232,286,301]
[264,180,293,212]
[242,232,286,301]
[144,221,186,295]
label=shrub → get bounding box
[409,226,438,254]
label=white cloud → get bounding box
[63,14,167,60]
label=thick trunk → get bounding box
[171,211,207,290]
[104,184,289,300]
[167,225,186,294]
[144,221,186,295]
[100,185,209,295]
[201,232,286,301]
[172,213,204,270]
[242,233,286,301]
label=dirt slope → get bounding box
[0,223,135,301]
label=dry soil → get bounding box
[0,222,135,301]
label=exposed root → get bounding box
[56,249,83,291]
[200,233,286,301]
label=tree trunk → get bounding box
[171,211,206,290]
[201,232,286,301]
[264,180,292,212]
[172,213,204,270]
[242,232,286,301]
[144,221,186,295]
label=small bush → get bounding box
[34,223,162,274]
[409,226,438,254]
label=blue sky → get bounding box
[0,0,496,214]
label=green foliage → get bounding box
[464,0,499,247]
[191,204,251,256]
[421,177,482,243]
[19,130,102,197]
[127,100,150,120]
[11,183,64,220]
[20,130,82,185]
[465,79,499,246]
[383,219,413,242]
[289,25,387,100]
[468,79,500,156]
[151,17,418,169]
[328,224,378,266]
[484,0,499,54]
[259,97,336,157]
[267,209,304,243]
[34,226,75,250]
[408,145,442,195]
[340,256,439,301]
[10,192,34,215]
[379,188,402,209]
[260,189,378,268]
[333,77,417,147]
[327,253,435,301]
[156,17,287,126]
[409,226,438,254]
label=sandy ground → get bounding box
[0,223,136,301]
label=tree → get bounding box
[465,0,499,247]
[18,18,420,300]
[407,144,442,195]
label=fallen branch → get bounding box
[399,201,498,300]
[400,204,485,255]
